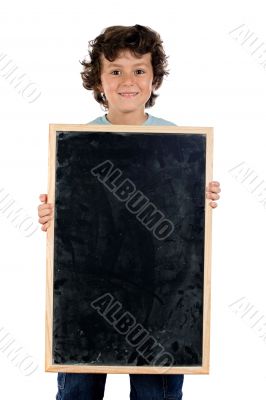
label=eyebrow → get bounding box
[105,62,149,68]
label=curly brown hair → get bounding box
[80,24,169,109]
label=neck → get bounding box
[106,111,148,125]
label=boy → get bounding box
[38,25,221,400]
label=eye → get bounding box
[135,69,145,75]
[111,70,121,75]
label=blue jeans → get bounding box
[56,373,184,400]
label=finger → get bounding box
[38,203,53,212]
[41,223,47,231]
[45,221,51,230]
[39,215,53,224]
[207,181,220,188]
[206,183,221,193]
[38,202,53,209]
[209,186,221,193]
[206,180,220,186]
[209,201,218,208]
[41,221,51,231]
[38,206,53,217]
[206,193,220,200]
[39,194,48,203]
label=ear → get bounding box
[151,78,157,91]
[97,83,104,93]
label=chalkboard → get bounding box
[46,124,213,374]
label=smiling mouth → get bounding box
[118,92,138,98]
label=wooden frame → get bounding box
[46,124,213,374]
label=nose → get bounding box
[121,72,135,85]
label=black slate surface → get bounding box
[53,131,206,367]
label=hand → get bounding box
[206,181,221,208]
[38,194,54,232]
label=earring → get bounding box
[100,92,108,111]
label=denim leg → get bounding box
[56,373,107,400]
[129,374,184,400]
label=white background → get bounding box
[0,0,266,399]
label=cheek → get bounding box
[102,79,117,94]
[139,79,151,90]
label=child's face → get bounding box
[99,50,154,117]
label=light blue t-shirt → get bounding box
[89,113,176,126]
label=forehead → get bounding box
[101,50,152,67]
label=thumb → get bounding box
[39,193,48,203]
